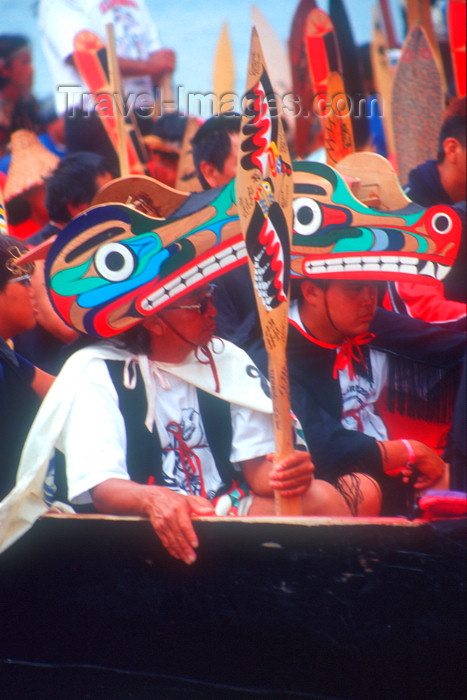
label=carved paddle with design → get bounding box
[235,28,300,516]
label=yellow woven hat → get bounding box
[3,130,59,202]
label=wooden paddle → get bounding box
[371,8,396,159]
[289,0,318,159]
[174,115,203,193]
[213,22,235,113]
[378,0,399,48]
[448,0,466,97]
[105,24,129,177]
[251,5,295,142]
[406,0,447,94]
[391,24,444,184]
[324,71,355,166]
[235,28,301,516]
[73,30,148,175]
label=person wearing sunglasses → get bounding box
[0,235,54,499]
[8,261,369,563]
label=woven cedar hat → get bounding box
[3,130,59,202]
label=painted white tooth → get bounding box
[203,262,222,277]
[221,254,239,267]
[381,263,400,273]
[311,265,328,274]
[328,257,343,265]
[328,263,345,272]
[401,257,419,265]
[436,264,450,281]
[362,264,382,272]
[363,256,379,263]
[189,273,206,287]
[418,260,436,278]
[344,263,363,272]
[399,265,417,275]
[164,276,181,290]
[383,256,398,263]
[170,283,190,297]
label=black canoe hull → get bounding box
[1,514,466,699]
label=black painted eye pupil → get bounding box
[434,215,449,232]
[298,206,313,226]
[106,251,125,271]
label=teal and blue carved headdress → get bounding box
[44,162,461,338]
[45,182,242,337]
[290,161,461,283]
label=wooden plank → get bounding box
[0,513,465,698]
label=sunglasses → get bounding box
[164,284,216,315]
[8,274,31,287]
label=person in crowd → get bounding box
[249,276,463,515]
[10,152,113,374]
[0,35,41,159]
[3,129,59,239]
[13,255,79,375]
[192,112,241,191]
[0,234,54,498]
[385,97,466,330]
[38,0,176,173]
[26,151,115,246]
[190,112,256,345]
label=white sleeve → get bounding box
[141,4,162,53]
[229,405,275,464]
[39,0,90,63]
[57,359,130,504]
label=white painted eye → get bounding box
[94,242,135,282]
[431,211,452,235]
[293,197,323,235]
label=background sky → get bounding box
[2,0,406,113]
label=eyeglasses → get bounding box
[164,284,216,315]
[8,274,31,286]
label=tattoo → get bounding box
[378,441,388,465]
[335,473,365,516]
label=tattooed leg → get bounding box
[334,473,382,516]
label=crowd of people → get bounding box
[0,1,465,563]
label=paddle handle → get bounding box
[105,23,129,177]
[268,350,302,516]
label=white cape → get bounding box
[0,339,273,554]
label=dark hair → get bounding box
[437,97,466,162]
[192,112,241,190]
[111,323,152,355]
[0,35,29,90]
[0,234,30,290]
[44,151,114,223]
